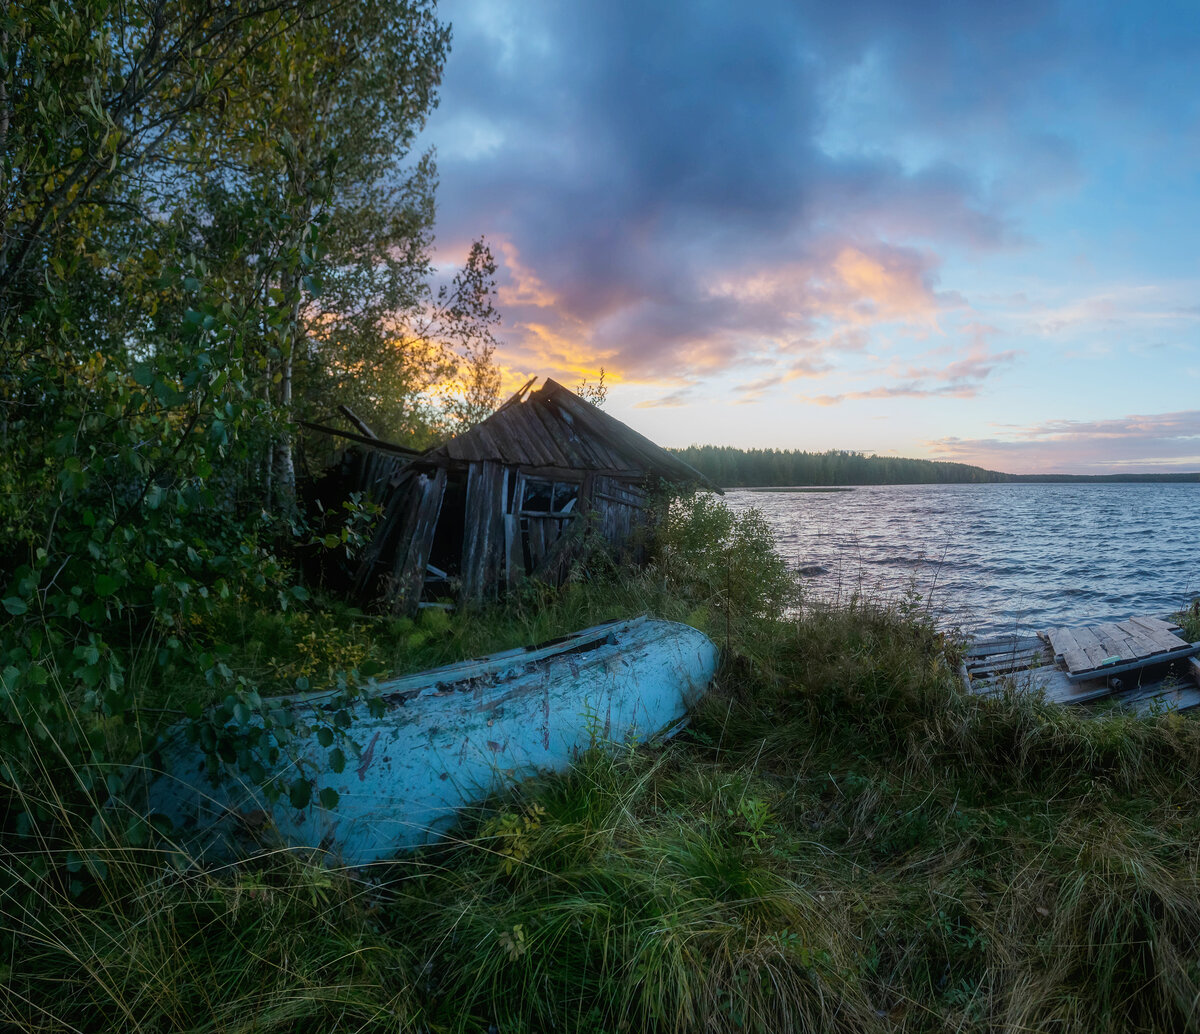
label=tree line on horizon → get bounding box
[669,445,1200,487]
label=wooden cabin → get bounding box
[336,378,719,613]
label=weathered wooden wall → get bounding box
[591,477,650,564]
[352,462,655,613]
[459,461,509,604]
[390,468,447,614]
[317,378,715,613]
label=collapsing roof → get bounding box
[323,378,718,614]
[423,377,721,490]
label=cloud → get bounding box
[927,410,1200,473]
[801,325,1019,405]
[807,380,986,406]
[421,0,1200,489]
[633,389,694,409]
[1027,284,1200,337]
[424,0,1052,386]
[736,357,832,394]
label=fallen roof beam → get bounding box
[338,405,378,440]
[300,421,424,457]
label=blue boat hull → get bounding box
[130,617,718,864]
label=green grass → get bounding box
[5,508,1200,1031]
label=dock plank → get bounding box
[1123,618,1185,651]
[964,614,1200,713]
[966,645,1049,673]
[1046,626,1079,658]
[1047,627,1094,673]
[1127,615,1182,635]
[1048,615,1194,677]
[1092,622,1138,661]
[1139,626,1189,654]
[1070,626,1112,669]
[1066,641,1199,682]
[966,635,1043,660]
[1115,622,1162,658]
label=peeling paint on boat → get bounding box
[130,617,717,865]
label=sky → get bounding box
[416,0,1200,474]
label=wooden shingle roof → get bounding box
[423,379,720,491]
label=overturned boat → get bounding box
[128,617,718,865]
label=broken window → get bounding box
[519,478,578,515]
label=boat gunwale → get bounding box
[272,614,651,708]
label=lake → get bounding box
[725,483,1200,636]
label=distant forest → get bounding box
[669,445,1200,488]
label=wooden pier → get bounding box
[962,615,1200,714]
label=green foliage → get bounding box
[651,492,797,653]
[0,0,499,863]
[7,566,1200,1031]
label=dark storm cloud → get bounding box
[424,0,1195,382]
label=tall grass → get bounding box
[5,502,1200,1031]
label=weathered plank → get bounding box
[1048,615,1193,677]
[970,664,1113,705]
[1121,619,1189,654]
[1071,626,1114,669]
[1113,621,1167,658]
[460,462,508,603]
[1066,641,1199,682]
[1046,626,1076,657]
[1123,686,1200,715]
[299,420,423,457]
[338,405,378,439]
[966,645,1050,676]
[508,402,566,468]
[1092,622,1139,661]
[352,471,420,596]
[379,489,427,605]
[1037,668,1117,705]
[504,512,523,588]
[1127,615,1182,635]
[526,515,547,571]
[966,635,1044,659]
[392,468,447,616]
[1048,627,1092,673]
[1110,681,1200,714]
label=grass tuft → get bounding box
[5,514,1200,1031]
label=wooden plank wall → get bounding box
[460,461,508,604]
[352,468,421,596]
[591,476,649,564]
[357,462,657,609]
[392,468,447,615]
[350,449,404,502]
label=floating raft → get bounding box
[962,614,1200,714]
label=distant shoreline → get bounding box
[739,486,855,493]
[669,445,1200,488]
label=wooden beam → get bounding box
[1066,641,1199,683]
[338,405,378,439]
[300,420,424,458]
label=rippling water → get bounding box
[725,483,1200,636]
